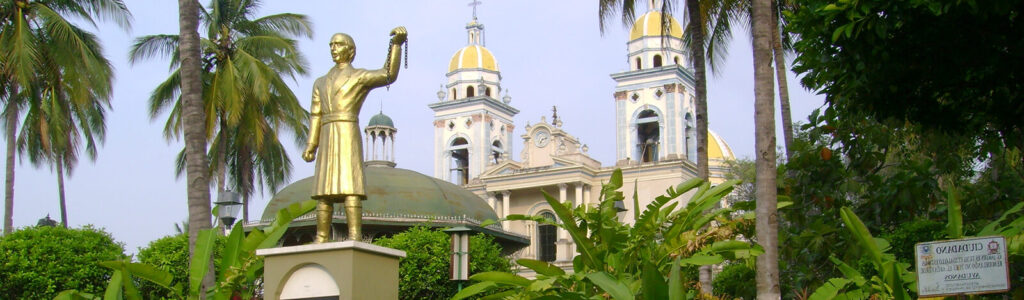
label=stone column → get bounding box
[487,192,497,212]
[556,183,572,262]
[573,183,584,256]
[501,191,511,229]
[584,185,592,208]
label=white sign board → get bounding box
[916,236,1010,297]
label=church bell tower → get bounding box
[429,8,518,185]
[610,3,697,165]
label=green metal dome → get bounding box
[367,112,394,127]
[261,166,497,222]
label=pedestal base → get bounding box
[257,241,406,300]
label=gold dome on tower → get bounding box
[448,45,499,73]
[629,11,684,41]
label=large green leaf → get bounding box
[123,262,175,288]
[678,254,724,266]
[585,272,634,300]
[450,281,496,300]
[469,271,532,287]
[189,229,218,297]
[668,258,684,300]
[105,270,123,300]
[808,278,851,300]
[53,290,99,300]
[946,185,963,239]
[840,207,883,268]
[218,222,245,281]
[978,201,1024,236]
[641,262,667,300]
[542,190,598,269]
[828,256,865,286]
[259,200,316,249]
[516,259,565,276]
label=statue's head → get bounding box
[330,33,355,63]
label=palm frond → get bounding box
[128,34,179,65]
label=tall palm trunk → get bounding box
[686,0,714,293]
[752,0,780,297]
[56,158,68,228]
[239,148,252,224]
[178,0,214,293]
[771,1,794,161]
[4,109,17,235]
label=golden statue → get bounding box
[303,27,407,243]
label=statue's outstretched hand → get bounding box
[302,145,317,162]
[390,26,407,45]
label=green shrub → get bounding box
[879,219,945,265]
[0,225,126,299]
[136,233,227,299]
[374,226,511,300]
[713,263,756,299]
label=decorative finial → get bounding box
[437,84,447,101]
[468,0,482,20]
[502,89,511,104]
[552,106,558,121]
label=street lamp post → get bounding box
[444,226,473,291]
[215,190,242,233]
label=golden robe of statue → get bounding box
[303,28,406,242]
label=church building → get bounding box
[428,5,736,269]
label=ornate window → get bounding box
[653,55,663,67]
[636,109,660,162]
[467,86,475,97]
[491,140,503,164]
[538,212,557,262]
[449,138,470,185]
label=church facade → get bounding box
[428,8,736,268]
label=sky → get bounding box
[1,0,824,253]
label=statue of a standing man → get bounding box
[302,27,408,243]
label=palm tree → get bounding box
[142,0,311,227]
[751,0,780,297]
[599,0,723,292]
[0,0,131,232]
[175,0,212,291]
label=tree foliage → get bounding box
[452,169,759,299]
[0,225,126,299]
[789,0,1024,156]
[135,233,227,299]
[373,226,510,300]
[712,263,756,299]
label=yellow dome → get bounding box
[708,130,735,161]
[448,45,499,72]
[629,11,684,41]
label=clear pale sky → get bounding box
[1,0,823,252]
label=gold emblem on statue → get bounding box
[303,27,408,243]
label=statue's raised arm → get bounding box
[366,26,408,88]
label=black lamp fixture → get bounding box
[215,190,242,230]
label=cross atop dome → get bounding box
[465,0,486,45]
[468,0,482,20]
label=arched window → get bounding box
[636,110,660,162]
[466,86,475,98]
[537,212,557,262]
[452,88,457,100]
[673,56,680,65]
[653,55,663,67]
[485,86,491,97]
[635,57,642,70]
[491,140,503,164]
[450,138,470,185]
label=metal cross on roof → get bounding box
[468,0,482,20]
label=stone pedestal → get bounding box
[257,241,406,300]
